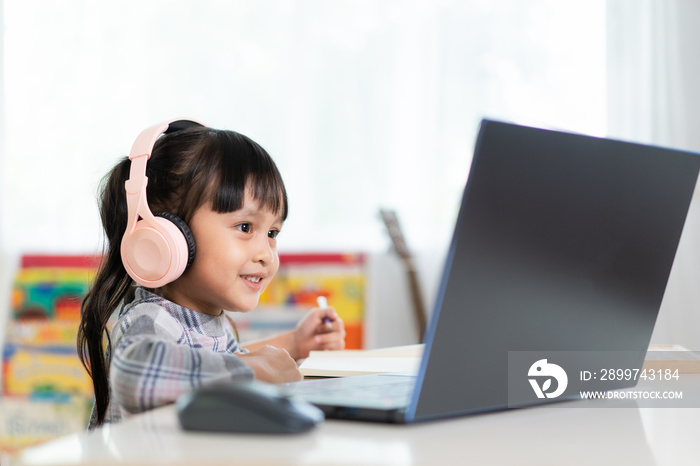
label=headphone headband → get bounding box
[129,119,205,161]
[121,118,205,288]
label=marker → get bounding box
[317,296,332,326]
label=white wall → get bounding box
[653,189,700,349]
[364,251,446,349]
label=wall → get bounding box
[365,252,445,349]
[651,185,700,349]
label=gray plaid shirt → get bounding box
[88,287,254,429]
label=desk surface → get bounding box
[14,378,700,466]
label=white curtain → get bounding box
[0,1,608,348]
[0,0,606,257]
[607,0,700,349]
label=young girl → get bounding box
[77,119,345,429]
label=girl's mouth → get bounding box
[241,274,266,291]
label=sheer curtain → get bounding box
[1,1,696,349]
[0,0,606,258]
[0,1,608,348]
[607,0,700,350]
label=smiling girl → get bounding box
[77,120,345,429]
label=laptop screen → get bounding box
[409,120,700,421]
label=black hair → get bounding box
[77,126,287,426]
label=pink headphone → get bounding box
[121,118,204,288]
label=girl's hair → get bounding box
[77,126,288,426]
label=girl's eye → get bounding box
[236,223,252,233]
[268,229,280,239]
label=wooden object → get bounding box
[379,209,427,341]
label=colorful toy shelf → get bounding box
[2,255,98,453]
[0,252,367,452]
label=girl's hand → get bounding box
[238,345,303,383]
[293,306,346,359]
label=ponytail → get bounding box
[77,156,133,426]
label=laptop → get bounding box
[284,119,700,423]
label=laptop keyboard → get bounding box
[284,375,415,407]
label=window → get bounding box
[0,1,606,255]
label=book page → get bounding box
[299,344,424,377]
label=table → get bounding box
[13,376,700,465]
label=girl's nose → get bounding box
[253,235,275,265]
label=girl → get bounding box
[77,120,345,429]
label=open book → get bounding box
[299,344,424,377]
[643,344,700,373]
[299,343,700,378]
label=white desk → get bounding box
[12,375,700,465]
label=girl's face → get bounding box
[164,190,283,316]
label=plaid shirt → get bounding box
[88,287,253,429]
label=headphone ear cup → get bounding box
[152,211,196,271]
[120,212,195,288]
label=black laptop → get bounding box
[284,119,700,423]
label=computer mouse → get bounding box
[176,380,324,434]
